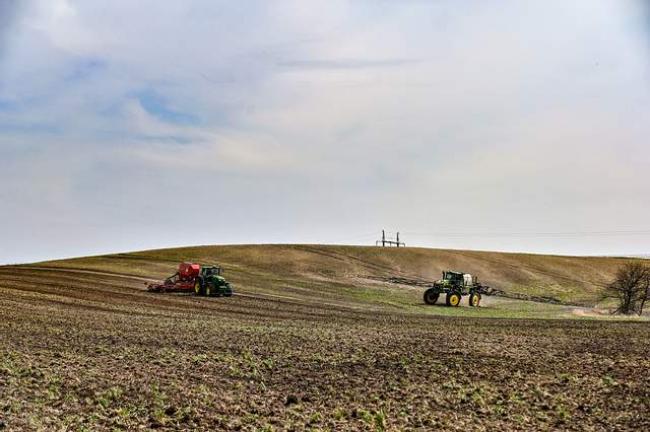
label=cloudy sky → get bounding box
[1,0,649,263]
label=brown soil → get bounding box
[1,247,649,431]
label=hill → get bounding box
[30,244,641,310]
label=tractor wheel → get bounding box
[205,284,212,297]
[469,293,481,307]
[423,289,440,305]
[445,292,461,307]
[194,280,204,296]
[224,290,233,297]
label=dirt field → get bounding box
[1,246,649,430]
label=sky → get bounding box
[1,0,649,264]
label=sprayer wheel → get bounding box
[446,292,461,307]
[423,289,440,305]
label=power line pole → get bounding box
[376,229,406,247]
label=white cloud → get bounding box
[1,0,649,262]
[123,131,299,174]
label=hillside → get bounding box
[32,244,638,309]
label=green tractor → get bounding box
[193,265,233,297]
[423,271,487,307]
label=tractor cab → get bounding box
[443,271,463,283]
[201,266,222,277]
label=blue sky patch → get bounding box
[0,99,16,112]
[0,121,60,135]
[133,89,199,125]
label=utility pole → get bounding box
[376,230,406,248]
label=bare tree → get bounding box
[603,262,650,315]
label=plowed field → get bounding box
[1,246,649,430]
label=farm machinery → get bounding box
[423,271,489,307]
[147,262,233,297]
